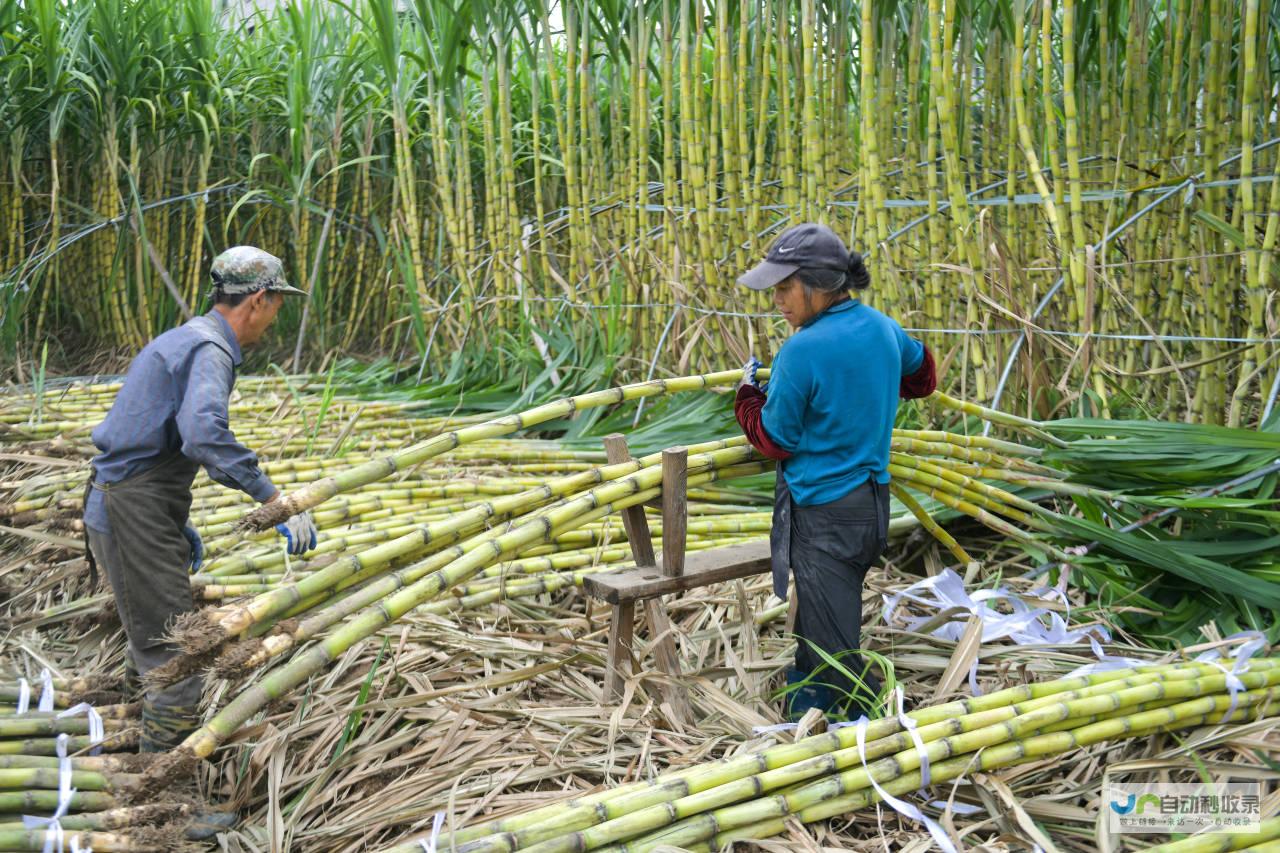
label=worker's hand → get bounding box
[736,357,763,392]
[182,524,204,574]
[275,511,318,556]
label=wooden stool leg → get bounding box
[604,600,635,703]
[644,598,694,726]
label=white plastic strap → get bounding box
[751,723,799,735]
[854,717,958,853]
[882,569,1104,647]
[21,733,78,853]
[37,670,55,713]
[928,799,984,815]
[1194,631,1268,724]
[967,662,983,697]
[883,568,1107,702]
[1064,636,1147,679]
[893,688,932,790]
[16,678,30,714]
[57,704,105,756]
[418,811,445,853]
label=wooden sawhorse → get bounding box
[582,434,772,725]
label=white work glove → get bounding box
[275,511,318,556]
[736,357,763,392]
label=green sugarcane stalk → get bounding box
[894,429,1043,458]
[0,732,137,756]
[888,463,1043,528]
[890,437,1058,476]
[425,662,1258,850]
[889,481,973,564]
[479,690,1189,853]
[0,715,129,738]
[705,702,1270,851]
[0,766,138,792]
[902,479,1072,559]
[611,682,1280,852]
[501,669,1280,853]
[0,789,118,813]
[0,828,163,852]
[927,392,1065,447]
[0,802,188,833]
[0,754,149,774]
[889,455,1045,515]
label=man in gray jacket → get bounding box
[84,246,318,752]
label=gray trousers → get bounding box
[86,525,202,711]
[789,479,889,706]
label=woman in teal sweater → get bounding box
[735,223,936,719]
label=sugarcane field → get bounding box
[4,0,1280,850]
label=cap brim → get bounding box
[272,284,310,297]
[738,260,799,291]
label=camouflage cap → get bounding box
[209,246,308,297]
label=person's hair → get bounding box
[793,250,870,295]
[211,289,256,307]
[211,288,282,308]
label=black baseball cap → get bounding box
[738,222,852,291]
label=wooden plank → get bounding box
[584,540,771,604]
[644,599,694,727]
[603,434,656,568]
[603,600,635,703]
[660,447,687,578]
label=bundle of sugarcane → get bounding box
[0,681,197,852]
[150,417,1067,697]
[379,659,1280,853]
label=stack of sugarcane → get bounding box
[7,368,1280,794]
[378,658,1280,852]
[0,675,195,852]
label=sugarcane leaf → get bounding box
[1052,515,1280,609]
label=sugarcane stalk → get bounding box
[705,701,1271,851]
[0,732,137,756]
[426,662,1260,850]
[0,789,118,813]
[0,802,188,833]
[0,767,139,793]
[609,681,1280,852]
[888,482,973,564]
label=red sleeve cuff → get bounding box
[900,347,937,399]
[734,386,792,461]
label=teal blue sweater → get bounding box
[761,299,924,506]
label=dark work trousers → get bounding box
[784,477,889,709]
[83,454,203,751]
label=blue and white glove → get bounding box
[737,357,763,392]
[182,524,204,574]
[275,511,318,556]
